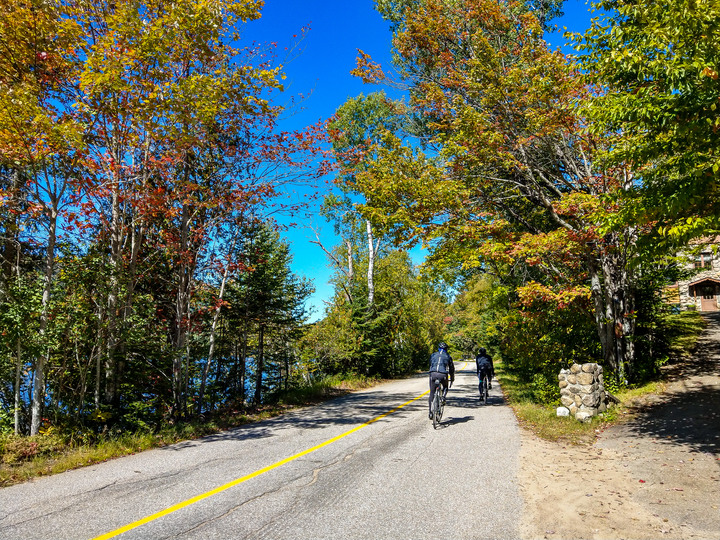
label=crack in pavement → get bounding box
[0,478,122,530]
[0,467,190,535]
[160,446,365,540]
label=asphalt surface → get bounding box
[0,362,522,540]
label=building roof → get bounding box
[688,276,720,287]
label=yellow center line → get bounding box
[93,389,430,540]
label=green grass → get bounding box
[497,363,669,444]
[0,374,379,488]
[273,373,379,406]
[496,366,599,444]
[0,431,160,487]
[663,310,706,358]
[495,309,706,444]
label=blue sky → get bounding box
[243,0,597,322]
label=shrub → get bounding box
[0,434,66,465]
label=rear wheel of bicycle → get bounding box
[432,385,442,428]
[483,376,489,404]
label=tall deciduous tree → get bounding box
[0,0,85,434]
[349,0,641,382]
[0,0,326,432]
[324,92,409,309]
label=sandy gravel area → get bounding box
[518,313,720,540]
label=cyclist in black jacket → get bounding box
[475,347,495,398]
[428,342,455,419]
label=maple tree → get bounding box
[68,0,325,419]
[345,0,646,383]
[0,0,87,434]
[0,0,327,432]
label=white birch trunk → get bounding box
[366,220,376,306]
[30,207,57,435]
[14,339,21,435]
[197,238,235,414]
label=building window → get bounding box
[694,253,713,269]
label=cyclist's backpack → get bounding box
[476,355,491,373]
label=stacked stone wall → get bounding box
[557,363,607,422]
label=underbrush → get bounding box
[497,363,668,444]
[0,374,379,487]
[496,309,706,444]
[273,373,379,406]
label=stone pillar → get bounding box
[557,363,607,422]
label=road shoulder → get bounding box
[518,314,720,540]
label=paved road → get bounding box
[0,363,522,540]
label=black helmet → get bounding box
[478,347,486,355]
[438,342,448,350]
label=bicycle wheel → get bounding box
[438,386,445,420]
[432,383,442,429]
[483,375,489,404]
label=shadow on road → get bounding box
[447,391,505,410]
[439,415,474,428]
[167,389,428,448]
[663,311,720,380]
[164,369,513,450]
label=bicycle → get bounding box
[431,379,443,428]
[479,372,490,404]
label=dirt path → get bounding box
[519,313,720,540]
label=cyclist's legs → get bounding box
[428,372,447,410]
[440,375,449,399]
[478,368,489,395]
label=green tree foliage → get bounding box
[225,222,313,405]
[0,1,323,434]
[446,271,599,404]
[302,249,446,379]
[445,274,506,357]
[347,0,645,383]
[310,91,448,379]
[576,0,720,245]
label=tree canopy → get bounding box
[576,0,720,246]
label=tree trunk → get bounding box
[366,220,376,306]
[13,238,22,435]
[588,237,635,385]
[94,302,105,410]
[30,207,57,435]
[198,238,235,414]
[1,169,22,282]
[14,338,22,435]
[172,203,195,419]
[74,338,87,421]
[104,185,122,407]
[254,324,265,405]
[239,330,248,404]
